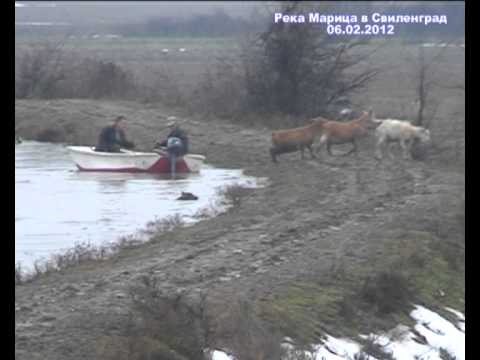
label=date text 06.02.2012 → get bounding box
[326,24,395,35]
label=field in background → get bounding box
[15,33,465,162]
[15,34,464,97]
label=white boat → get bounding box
[66,146,205,173]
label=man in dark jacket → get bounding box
[157,122,189,156]
[95,116,135,152]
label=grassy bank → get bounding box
[259,192,464,346]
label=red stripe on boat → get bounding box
[147,157,190,173]
[76,157,191,173]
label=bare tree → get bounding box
[186,1,384,121]
[15,37,137,100]
[241,1,381,120]
[16,38,67,99]
[408,42,465,161]
[412,42,456,127]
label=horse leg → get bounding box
[270,147,278,163]
[299,145,305,160]
[327,141,334,156]
[316,135,328,155]
[307,144,316,159]
[338,140,357,156]
[406,139,414,160]
[400,139,410,160]
[387,145,395,159]
[386,141,395,159]
[375,137,384,160]
[350,139,358,155]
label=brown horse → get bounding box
[316,109,377,156]
[270,118,326,163]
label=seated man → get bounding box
[95,116,135,152]
[157,121,189,156]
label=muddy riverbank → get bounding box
[15,99,464,359]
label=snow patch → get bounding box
[208,305,464,360]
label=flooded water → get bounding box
[15,22,71,26]
[15,141,264,269]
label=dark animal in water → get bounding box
[177,192,198,200]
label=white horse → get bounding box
[374,119,431,160]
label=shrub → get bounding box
[82,59,136,99]
[217,184,250,209]
[15,41,66,99]
[439,347,457,360]
[16,42,136,100]
[100,282,284,360]
[144,214,184,236]
[359,336,396,360]
[128,274,208,360]
[140,67,185,107]
[210,296,283,360]
[429,236,464,272]
[359,271,413,316]
[189,59,246,119]
[35,127,66,142]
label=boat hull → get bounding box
[67,146,205,173]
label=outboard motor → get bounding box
[166,137,184,177]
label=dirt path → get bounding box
[15,100,464,359]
